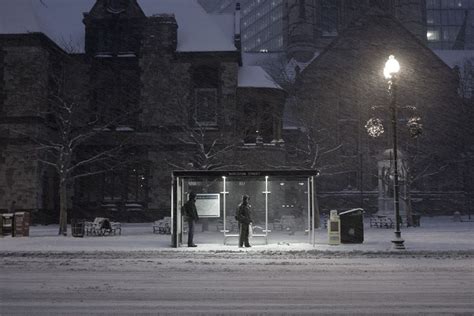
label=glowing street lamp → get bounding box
[384,55,400,79]
[384,55,405,250]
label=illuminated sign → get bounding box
[195,193,220,218]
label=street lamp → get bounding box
[384,55,405,250]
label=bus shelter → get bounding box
[171,170,319,248]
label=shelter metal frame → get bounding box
[171,170,319,248]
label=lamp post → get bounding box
[384,55,405,250]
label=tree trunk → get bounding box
[58,178,68,236]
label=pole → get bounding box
[389,76,405,250]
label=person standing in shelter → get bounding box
[183,192,199,247]
[236,195,252,248]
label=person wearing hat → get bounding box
[183,192,199,247]
[236,194,252,248]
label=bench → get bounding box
[85,217,121,236]
[369,215,394,228]
[153,217,171,234]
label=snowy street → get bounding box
[1,251,473,315]
[1,217,474,315]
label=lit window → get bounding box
[427,29,440,41]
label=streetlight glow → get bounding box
[384,55,400,79]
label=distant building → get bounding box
[199,0,426,56]
[426,0,474,50]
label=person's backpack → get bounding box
[181,204,187,217]
[235,206,241,221]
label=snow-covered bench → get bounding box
[370,216,394,228]
[153,217,171,234]
[85,218,121,236]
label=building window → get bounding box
[321,0,338,37]
[243,102,274,143]
[103,172,123,202]
[192,65,219,126]
[127,166,147,202]
[427,28,441,40]
[103,165,148,204]
[194,88,218,126]
[426,2,473,49]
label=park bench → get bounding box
[85,217,121,236]
[153,217,171,234]
[369,215,394,228]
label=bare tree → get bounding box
[262,55,342,172]
[11,54,137,235]
[140,55,243,172]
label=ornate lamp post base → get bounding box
[391,231,406,250]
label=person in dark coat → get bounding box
[183,192,199,247]
[236,195,252,248]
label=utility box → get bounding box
[327,210,340,245]
[2,213,14,237]
[13,212,30,237]
[339,208,364,244]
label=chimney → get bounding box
[234,2,241,51]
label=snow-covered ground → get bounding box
[1,216,473,315]
[1,216,473,253]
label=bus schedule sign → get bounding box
[195,193,220,218]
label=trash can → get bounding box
[327,210,341,245]
[411,214,421,227]
[71,219,85,238]
[2,213,14,237]
[13,212,30,237]
[339,208,364,244]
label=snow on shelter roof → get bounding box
[238,66,282,90]
[0,0,237,53]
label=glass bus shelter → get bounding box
[171,170,319,248]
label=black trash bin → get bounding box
[71,219,85,237]
[2,213,14,237]
[339,208,364,243]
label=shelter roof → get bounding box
[172,170,319,178]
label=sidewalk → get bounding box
[1,216,473,253]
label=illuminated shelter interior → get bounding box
[171,170,319,247]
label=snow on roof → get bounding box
[285,52,320,81]
[0,0,236,53]
[209,13,234,41]
[433,49,474,68]
[238,66,282,90]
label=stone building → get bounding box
[0,0,286,222]
[293,10,470,216]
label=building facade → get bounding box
[0,0,471,225]
[0,0,286,223]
